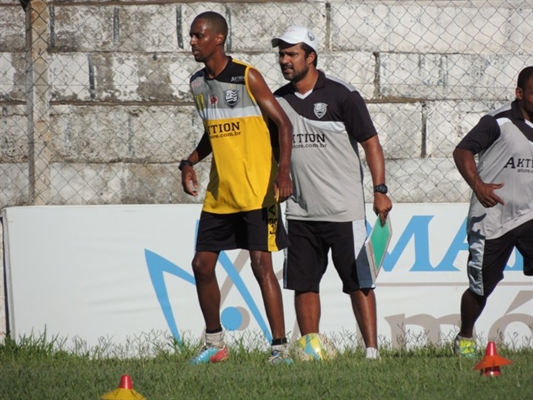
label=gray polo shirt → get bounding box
[273,71,378,222]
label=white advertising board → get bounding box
[1,204,532,353]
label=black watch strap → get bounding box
[373,184,388,194]
[179,159,193,171]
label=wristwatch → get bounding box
[179,159,193,171]
[373,184,388,194]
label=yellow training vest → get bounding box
[190,58,278,214]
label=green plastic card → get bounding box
[365,215,392,283]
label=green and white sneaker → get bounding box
[454,335,477,359]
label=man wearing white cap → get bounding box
[270,26,392,359]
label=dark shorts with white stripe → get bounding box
[467,218,533,297]
[284,219,374,293]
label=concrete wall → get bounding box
[1,0,533,207]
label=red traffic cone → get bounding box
[119,375,132,390]
[473,341,512,377]
[100,374,146,400]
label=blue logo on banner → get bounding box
[147,215,524,343]
[379,216,523,272]
[145,249,272,344]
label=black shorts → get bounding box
[284,219,374,293]
[196,205,288,252]
[467,218,533,297]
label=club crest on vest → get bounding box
[314,102,327,119]
[224,89,240,108]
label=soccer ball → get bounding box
[293,333,338,361]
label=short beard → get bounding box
[289,65,309,84]
[282,64,309,84]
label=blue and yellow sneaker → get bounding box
[189,345,229,364]
[454,335,477,359]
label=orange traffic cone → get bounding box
[100,374,146,400]
[473,341,512,376]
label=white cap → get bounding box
[271,26,318,52]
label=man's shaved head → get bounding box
[193,11,228,45]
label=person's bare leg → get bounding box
[350,288,378,349]
[295,291,320,335]
[191,251,221,331]
[458,289,486,338]
[249,250,286,340]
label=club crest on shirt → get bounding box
[224,89,239,108]
[314,103,327,119]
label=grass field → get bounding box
[1,333,532,400]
